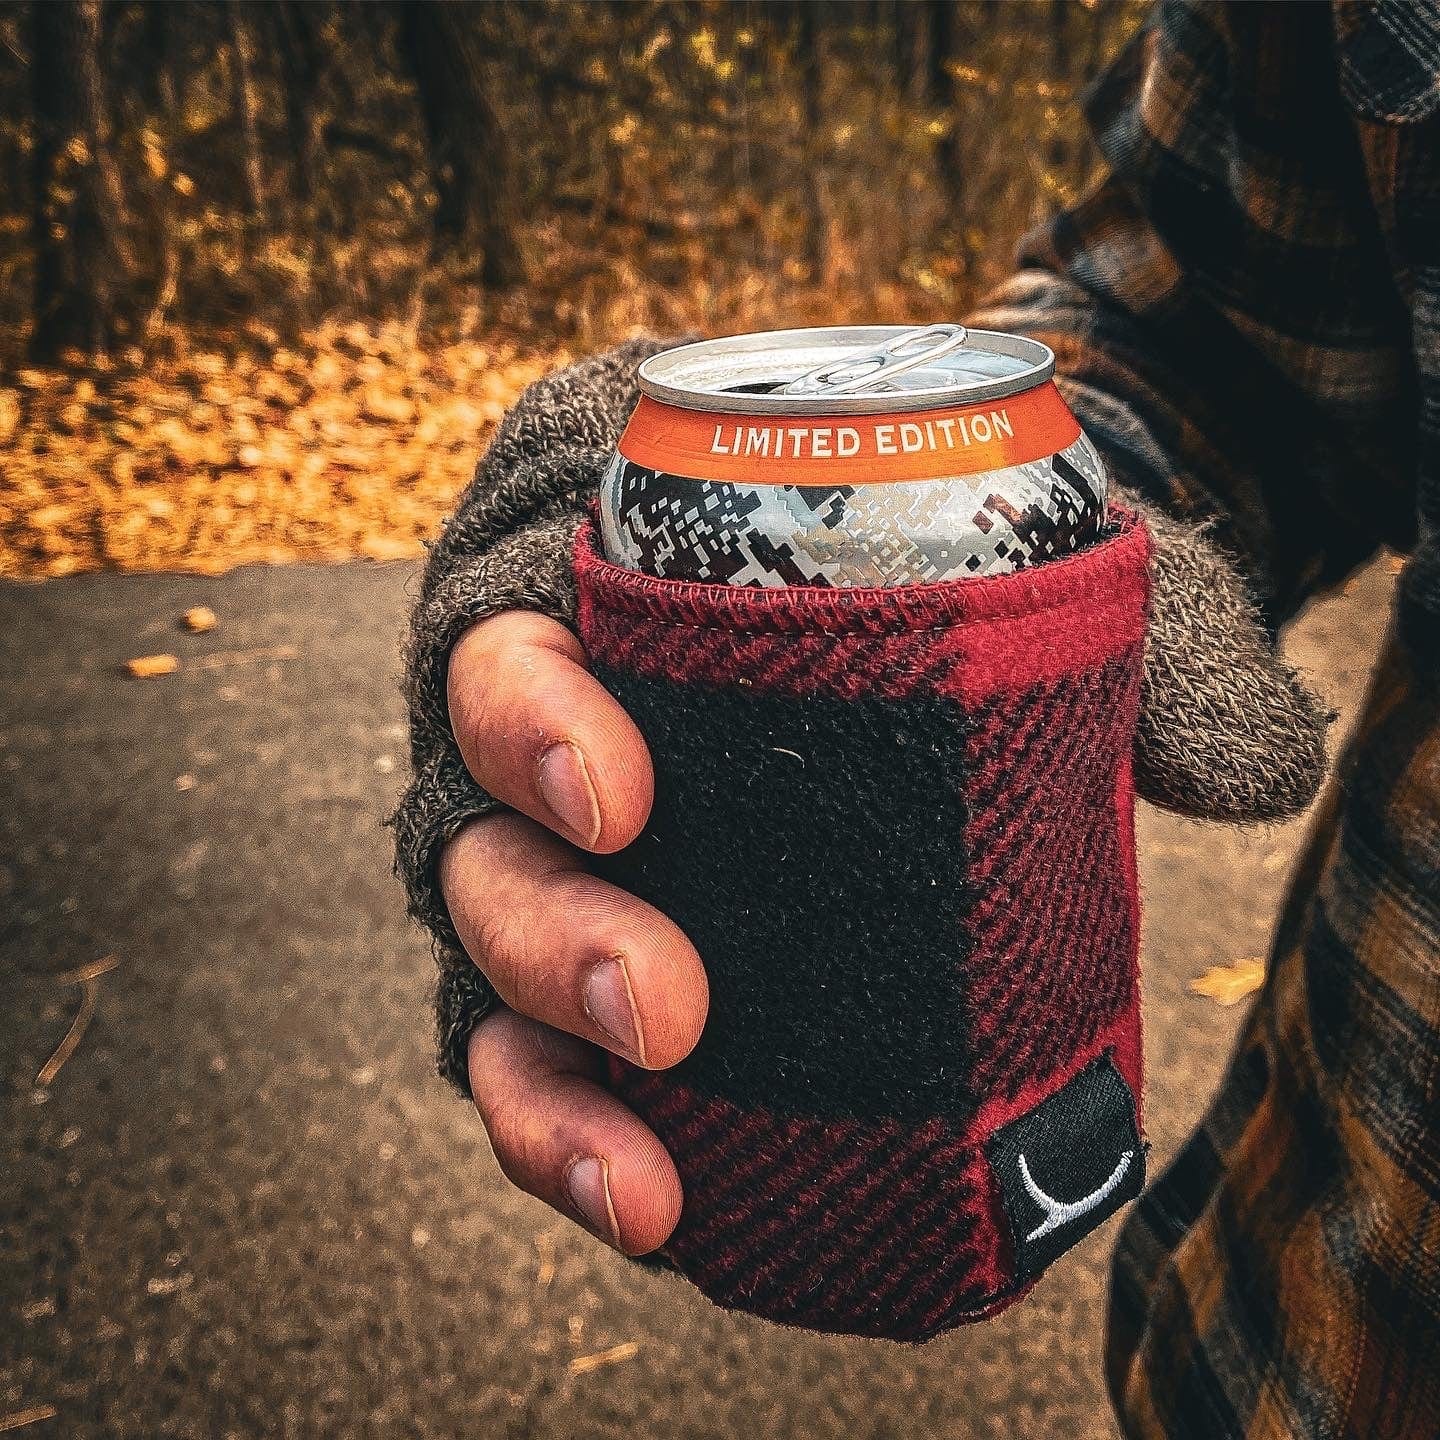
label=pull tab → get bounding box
[779,324,970,397]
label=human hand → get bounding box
[439,610,706,1255]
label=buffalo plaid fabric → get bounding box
[973,1,1440,1434]
[575,514,1152,1339]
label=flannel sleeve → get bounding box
[968,0,1415,627]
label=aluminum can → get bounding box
[599,324,1107,587]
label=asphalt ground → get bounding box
[1,554,1397,1440]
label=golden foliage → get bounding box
[0,1,1152,580]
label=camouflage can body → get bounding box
[599,326,1107,587]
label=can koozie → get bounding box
[576,508,1152,1341]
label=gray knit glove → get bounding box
[390,339,1329,1094]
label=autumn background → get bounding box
[6,6,1401,1438]
[1,0,1148,581]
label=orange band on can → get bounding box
[618,381,1080,486]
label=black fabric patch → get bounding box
[592,667,978,1121]
[986,1053,1144,1284]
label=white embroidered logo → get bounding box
[1017,1149,1136,1243]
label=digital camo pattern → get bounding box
[598,433,1108,587]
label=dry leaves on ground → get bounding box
[1,320,559,581]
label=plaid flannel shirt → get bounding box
[973,2,1440,1434]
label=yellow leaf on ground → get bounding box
[183,606,218,633]
[126,654,180,678]
[359,534,422,562]
[1189,958,1265,1007]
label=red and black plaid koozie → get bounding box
[576,508,1152,1341]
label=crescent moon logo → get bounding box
[1017,1149,1136,1243]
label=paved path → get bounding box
[1,555,1396,1439]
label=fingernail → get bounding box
[583,957,645,1063]
[537,741,601,847]
[565,1156,621,1247]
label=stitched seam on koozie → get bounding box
[576,510,1151,636]
[584,594,1145,637]
[578,558,1146,633]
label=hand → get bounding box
[440,610,708,1255]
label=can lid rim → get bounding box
[636,326,1056,415]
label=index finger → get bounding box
[447,610,653,853]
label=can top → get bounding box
[636,325,1055,416]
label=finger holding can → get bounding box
[447,609,653,853]
[467,1008,685,1256]
[439,810,708,1071]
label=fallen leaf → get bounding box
[126,654,180,678]
[145,1273,193,1297]
[359,534,422,562]
[182,606,218,633]
[534,1232,557,1289]
[1189,958,1265,1007]
[568,1341,640,1376]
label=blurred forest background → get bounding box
[0,0,1146,580]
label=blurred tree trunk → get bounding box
[798,0,828,283]
[922,0,961,195]
[394,0,525,289]
[139,0,178,118]
[893,0,918,90]
[226,0,265,215]
[1048,0,1069,174]
[29,0,130,361]
[270,1,327,208]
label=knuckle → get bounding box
[486,1120,537,1192]
[487,1123,531,1189]
[482,1106,555,1199]
[470,908,529,1002]
[442,812,537,893]
[448,672,506,763]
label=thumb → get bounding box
[1128,493,1331,824]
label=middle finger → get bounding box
[440,811,709,1070]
